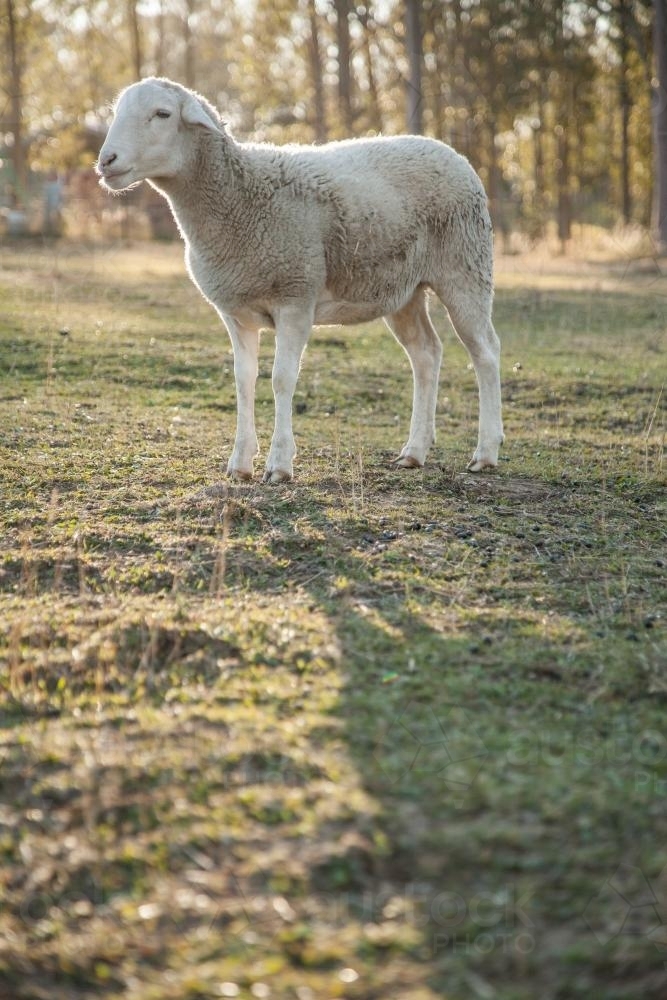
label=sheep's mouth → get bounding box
[100,168,134,189]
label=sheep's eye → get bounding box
[154,110,171,120]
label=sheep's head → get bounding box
[96,78,222,192]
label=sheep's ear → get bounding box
[181,95,221,132]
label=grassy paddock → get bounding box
[0,239,666,1000]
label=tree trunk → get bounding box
[619,0,632,224]
[127,1,143,80]
[5,0,26,201]
[533,84,546,238]
[184,0,196,89]
[155,0,166,77]
[483,17,500,233]
[307,0,327,141]
[405,0,423,133]
[334,0,353,133]
[556,123,572,249]
[357,7,383,133]
[554,0,571,250]
[653,0,667,248]
[487,117,501,237]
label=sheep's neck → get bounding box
[158,135,257,253]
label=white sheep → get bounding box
[97,78,503,483]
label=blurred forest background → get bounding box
[0,0,663,248]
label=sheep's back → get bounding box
[264,135,487,300]
[273,136,481,215]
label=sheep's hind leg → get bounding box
[384,288,443,468]
[264,306,312,484]
[437,284,504,472]
[225,319,260,480]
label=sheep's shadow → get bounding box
[188,465,583,995]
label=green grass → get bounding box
[0,239,666,1000]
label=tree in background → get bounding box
[334,0,354,132]
[405,0,423,133]
[0,0,661,245]
[126,0,143,81]
[307,0,327,140]
[3,0,26,199]
[654,0,667,247]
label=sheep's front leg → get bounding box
[264,306,313,484]
[224,318,260,480]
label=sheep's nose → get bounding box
[99,150,117,171]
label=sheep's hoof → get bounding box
[393,454,423,469]
[228,467,253,482]
[262,469,293,484]
[467,457,497,473]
